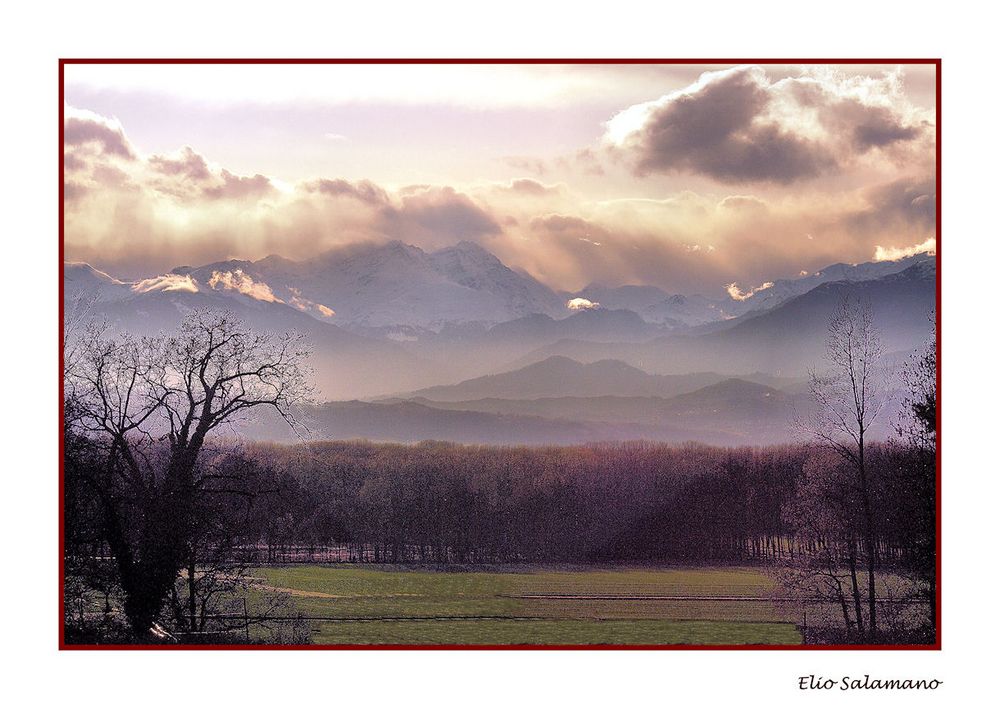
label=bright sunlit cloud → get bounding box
[873,236,936,262]
[726,281,775,302]
[567,297,601,311]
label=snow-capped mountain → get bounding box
[570,251,935,327]
[70,241,934,340]
[571,284,725,327]
[724,252,935,315]
[64,262,133,302]
[174,240,566,331]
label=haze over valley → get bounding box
[66,243,934,445]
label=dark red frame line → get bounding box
[58,57,942,651]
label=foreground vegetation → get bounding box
[62,308,936,645]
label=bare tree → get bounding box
[64,310,312,638]
[781,451,867,641]
[798,297,891,641]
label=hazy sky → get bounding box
[63,62,937,296]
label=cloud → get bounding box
[288,287,336,318]
[64,106,136,160]
[873,236,936,262]
[566,297,600,311]
[207,269,282,302]
[64,152,89,172]
[726,280,774,301]
[604,66,929,184]
[718,195,769,215]
[148,146,212,181]
[64,103,936,297]
[131,274,199,294]
[846,177,936,231]
[202,170,275,200]
[554,148,607,176]
[502,156,548,176]
[64,181,89,202]
[504,178,560,196]
[305,178,390,205]
[384,186,502,246]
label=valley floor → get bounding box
[252,565,803,646]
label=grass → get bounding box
[252,565,802,646]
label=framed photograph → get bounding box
[60,59,939,649]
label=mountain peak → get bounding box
[444,240,495,257]
[65,262,127,285]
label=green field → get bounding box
[252,565,802,645]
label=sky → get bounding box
[63,62,937,297]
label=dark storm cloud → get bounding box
[805,87,924,151]
[850,107,922,150]
[608,66,927,184]
[617,68,833,183]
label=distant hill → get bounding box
[484,308,660,343]
[244,377,827,446]
[395,377,798,426]
[396,355,735,402]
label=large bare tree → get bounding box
[799,297,891,642]
[64,310,312,638]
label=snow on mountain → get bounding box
[573,284,724,327]
[65,243,935,346]
[573,252,935,328]
[724,252,935,315]
[176,240,565,331]
[64,262,134,302]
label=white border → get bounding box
[4,1,994,706]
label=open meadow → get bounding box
[252,565,803,645]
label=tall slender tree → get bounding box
[800,297,890,642]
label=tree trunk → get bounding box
[858,440,878,642]
[187,556,197,633]
[847,536,865,640]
